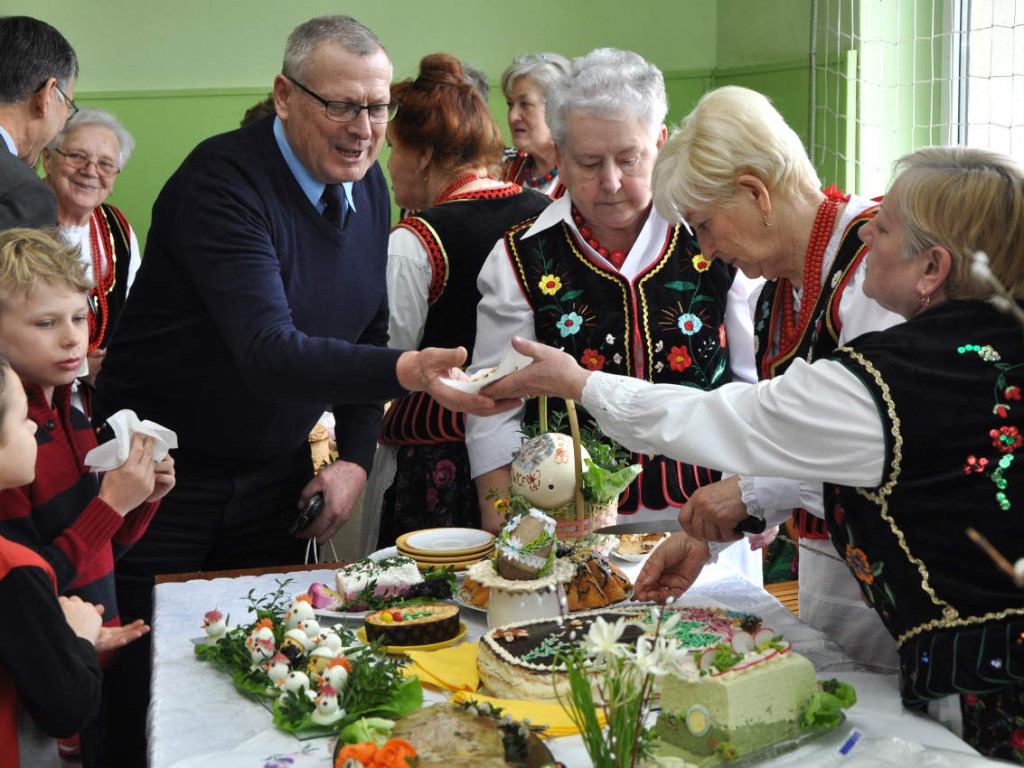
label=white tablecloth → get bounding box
[150,560,995,768]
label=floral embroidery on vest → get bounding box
[959,342,1024,511]
[506,222,729,388]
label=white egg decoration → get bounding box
[511,432,589,509]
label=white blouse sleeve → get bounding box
[126,225,142,295]
[725,272,763,384]
[581,357,886,488]
[386,226,433,351]
[465,237,535,478]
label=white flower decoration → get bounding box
[584,615,626,661]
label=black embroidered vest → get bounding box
[506,217,734,511]
[753,209,876,536]
[827,301,1024,705]
[501,149,566,200]
[93,203,134,347]
[379,187,550,445]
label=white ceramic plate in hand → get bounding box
[440,344,532,394]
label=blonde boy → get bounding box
[0,228,174,637]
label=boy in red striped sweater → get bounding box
[0,352,106,768]
[0,228,175,763]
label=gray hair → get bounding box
[500,53,571,104]
[282,15,386,81]
[546,48,667,149]
[0,16,78,104]
[47,107,135,168]
[652,86,820,222]
[461,61,490,103]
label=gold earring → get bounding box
[920,292,931,308]
[762,211,774,227]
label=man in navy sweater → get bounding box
[92,15,514,764]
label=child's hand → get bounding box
[59,595,102,645]
[97,433,157,516]
[146,454,176,503]
[95,619,150,652]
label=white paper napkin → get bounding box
[84,409,178,471]
[441,343,533,394]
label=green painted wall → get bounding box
[13,0,813,248]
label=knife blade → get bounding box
[595,515,767,536]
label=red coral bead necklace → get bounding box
[435,172,484,205]
[571,206,627,269]
[777,186,848,352]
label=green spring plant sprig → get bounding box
[554,608,688,768]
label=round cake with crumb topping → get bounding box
[364,603,460,646]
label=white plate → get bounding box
[369,546,399,561]
[611,549,646,563]
[404,528,494,553]
[454,589,487,613]
[440,344,532,394]
[312,547,401,620]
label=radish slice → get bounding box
[698,648,719,672]
[731,631,755,654]
[753,628,777,647]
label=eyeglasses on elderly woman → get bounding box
[52,147,120,178]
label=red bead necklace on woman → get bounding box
[435,173,484,205]
[571,206,627,269]
[776,186,849,352]
[86,212,115,353]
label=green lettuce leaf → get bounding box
[803,679,858,729]
[339,717,395,745]
[582,459,642,504]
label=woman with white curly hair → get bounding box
[468,49,762,583]
[42,107,140,410]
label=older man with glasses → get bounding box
[92,15,516,765]
[0,15,78,231]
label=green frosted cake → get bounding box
[655,629,832,765]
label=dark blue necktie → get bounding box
[322,184,347,230]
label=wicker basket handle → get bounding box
[537,395,586,516]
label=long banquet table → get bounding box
[150,560,998,768]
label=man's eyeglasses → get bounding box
[54,84,79,120]
[285,76,399,124]
[53,148,120,178]
[36,78,79,121]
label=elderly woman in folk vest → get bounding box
[467,48,763,584]
[42,108,140,412]
[652,85,905,672]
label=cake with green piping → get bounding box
[477,604,761,702]
[654,628,856,765]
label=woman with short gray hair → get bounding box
[468,48,764,584]
[42,107,141,409]
[500,52,570,198]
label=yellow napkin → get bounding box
[449,690,606,739]
[403,641,480,692]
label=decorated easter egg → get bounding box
[510,433,590,509]
[496,510,557,580]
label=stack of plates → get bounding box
[396,527,495,572]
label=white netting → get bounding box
[810,0,1024,198]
